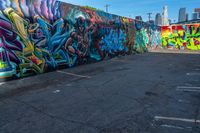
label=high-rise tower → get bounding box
[155,13,162,26]
[162,6,169,26]
[178,8,186,22]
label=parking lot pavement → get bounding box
[0,52,200,133]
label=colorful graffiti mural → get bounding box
[0,0,162,79]
[2,0,199,80]
[0,0,128,79]
[162,24,200,50]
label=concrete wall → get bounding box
[162,24,200,50]
[0,0,161,79]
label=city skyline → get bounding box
[61,0,200,22]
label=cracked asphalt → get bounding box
[0,51,200,133]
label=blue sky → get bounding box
[60,0,200,22]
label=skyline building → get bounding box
[192,8,200,20]
[186,13,189,21]
[194,8,200,13]
[178,8,187,22]
[155,13,162,26]
[162,6,169,26]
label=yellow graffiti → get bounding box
[4,8,34,54]
[15,0,24,17]
[0,60,7,69]
[3,8,46,76]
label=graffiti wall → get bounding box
[134,21,162,52]
[162,24,200,50]
[0,0,161,79]
[0,0,131,79]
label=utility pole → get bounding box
[105,4,110,13]
[147,13,152,22]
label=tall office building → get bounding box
[178,8,186,22]
[162,6,169,26]
[192,8,200,20]
[194,8,200,13]
[186,13,189,21]
[155,13,162,26]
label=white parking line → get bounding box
[178,99,190,104]
[154,116,200,123]
[194,68,200,71]
[176,88,200,92]
[160,124,185,130]
[186,73,200,76]
[160,124,192,130]
[177,86,200,89]
[57,70,91,79]
[53,90,61,93]
[0,82,5,86]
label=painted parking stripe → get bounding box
[176,88,200,92]
[160,124,192,130]
[178,99,190,104]
[0,82,5,86]
[160,124,185,130]
[155,116,200,123]
[53,90,61,93]
[177,86,200,89]
[57,70,91,79]
[176,86,200,92]
[186,73,200,76]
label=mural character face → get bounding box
[76,17,85,33]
